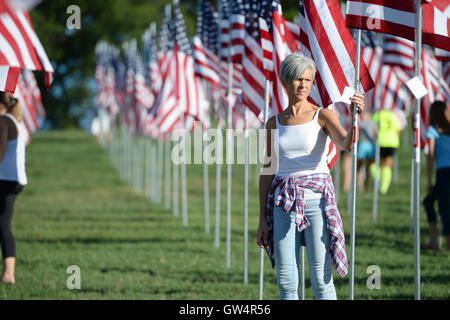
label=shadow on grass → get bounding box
[99,266,156,276]
[39,215,166,224]
[16,237,188,245]
[350,232,413,253]
[177,269,267,285]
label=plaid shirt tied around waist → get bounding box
[265,173,348,278]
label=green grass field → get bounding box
[0,128,448,300]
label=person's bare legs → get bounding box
[421,222,439,251]
[364,159,374,192]
[343,152,351,193]
[1,257,15,284]
[380,156,394,194]
[356,159,364,191]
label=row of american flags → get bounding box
[96,0,449,154]
[0,0,52,141]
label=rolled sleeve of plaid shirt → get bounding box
[265,173,348,278]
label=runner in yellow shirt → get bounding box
[372,109,401,194]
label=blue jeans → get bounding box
[273,189,336,300]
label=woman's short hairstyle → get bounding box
[280,52,316,87]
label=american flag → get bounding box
[417,48,443,150]
[230,0,245,64]
[300,0,375,105]
[15,69,44,140]
[271,0,294,114]
[359,31,383,113]
[142,23,162,99]
[298,0,376,169]
[443,61,450,98]
[123,39,153,135]
[158,4,174,78]
[358,31,412,113]
[241,0,266,119]
[111,46,126,118]
[232,94,263,130]
[295,6,340,168]
[218,0,242,95]
[259,0,274,81]
[0,1,53,92]
[345,0,450,52]
[290,8,331,108]
[373,65,412,112]
[435,48,450,61]
[172,2,208,127]
[421,47,449,131]
[193,0,220,87]
[219,0,231,62]
[383,35,415,71]
[149,1,209,135]
[95,41,120,122]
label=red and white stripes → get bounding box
[193,35,220,87]
[383,35,415,70]
[241,31,266,119]
[0,2,53,92]
[303,0,374,104]
[271,3,292,114]
[345,0,450,51]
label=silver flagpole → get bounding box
[300,245,305,300]
[203,129,210,234]
[349,29,362,301]
[226,63,233,269]
[151,139,158,203]
[173,136,179,217]
[125,126,129,183]
[372,133,380,223]
[138,136,144,193]
[165,135,171,209]
[393,150,399,184]
[131,129,135,187]
[203,82,211,234]
[334,139,341,203]
[244,105,249,285]
[226,4,234,268]
[413,0,423,300]
[181,120,188,227]
[215,0,224,250]
[410,158,415,232]
[145,137,151,200]
[181,155,188,226]
[259,79,270,300]
[129,128,133,186]
[136,135,141,191]
[158,134,164,204]
[215,158,222,248]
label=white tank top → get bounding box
[0,114,28,185]
[274,108,329,200]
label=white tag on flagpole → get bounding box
[338,86,356,105]
[406,76,428,100]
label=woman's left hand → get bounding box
[350,94,365,114]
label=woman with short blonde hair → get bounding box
[256,52,365,300]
